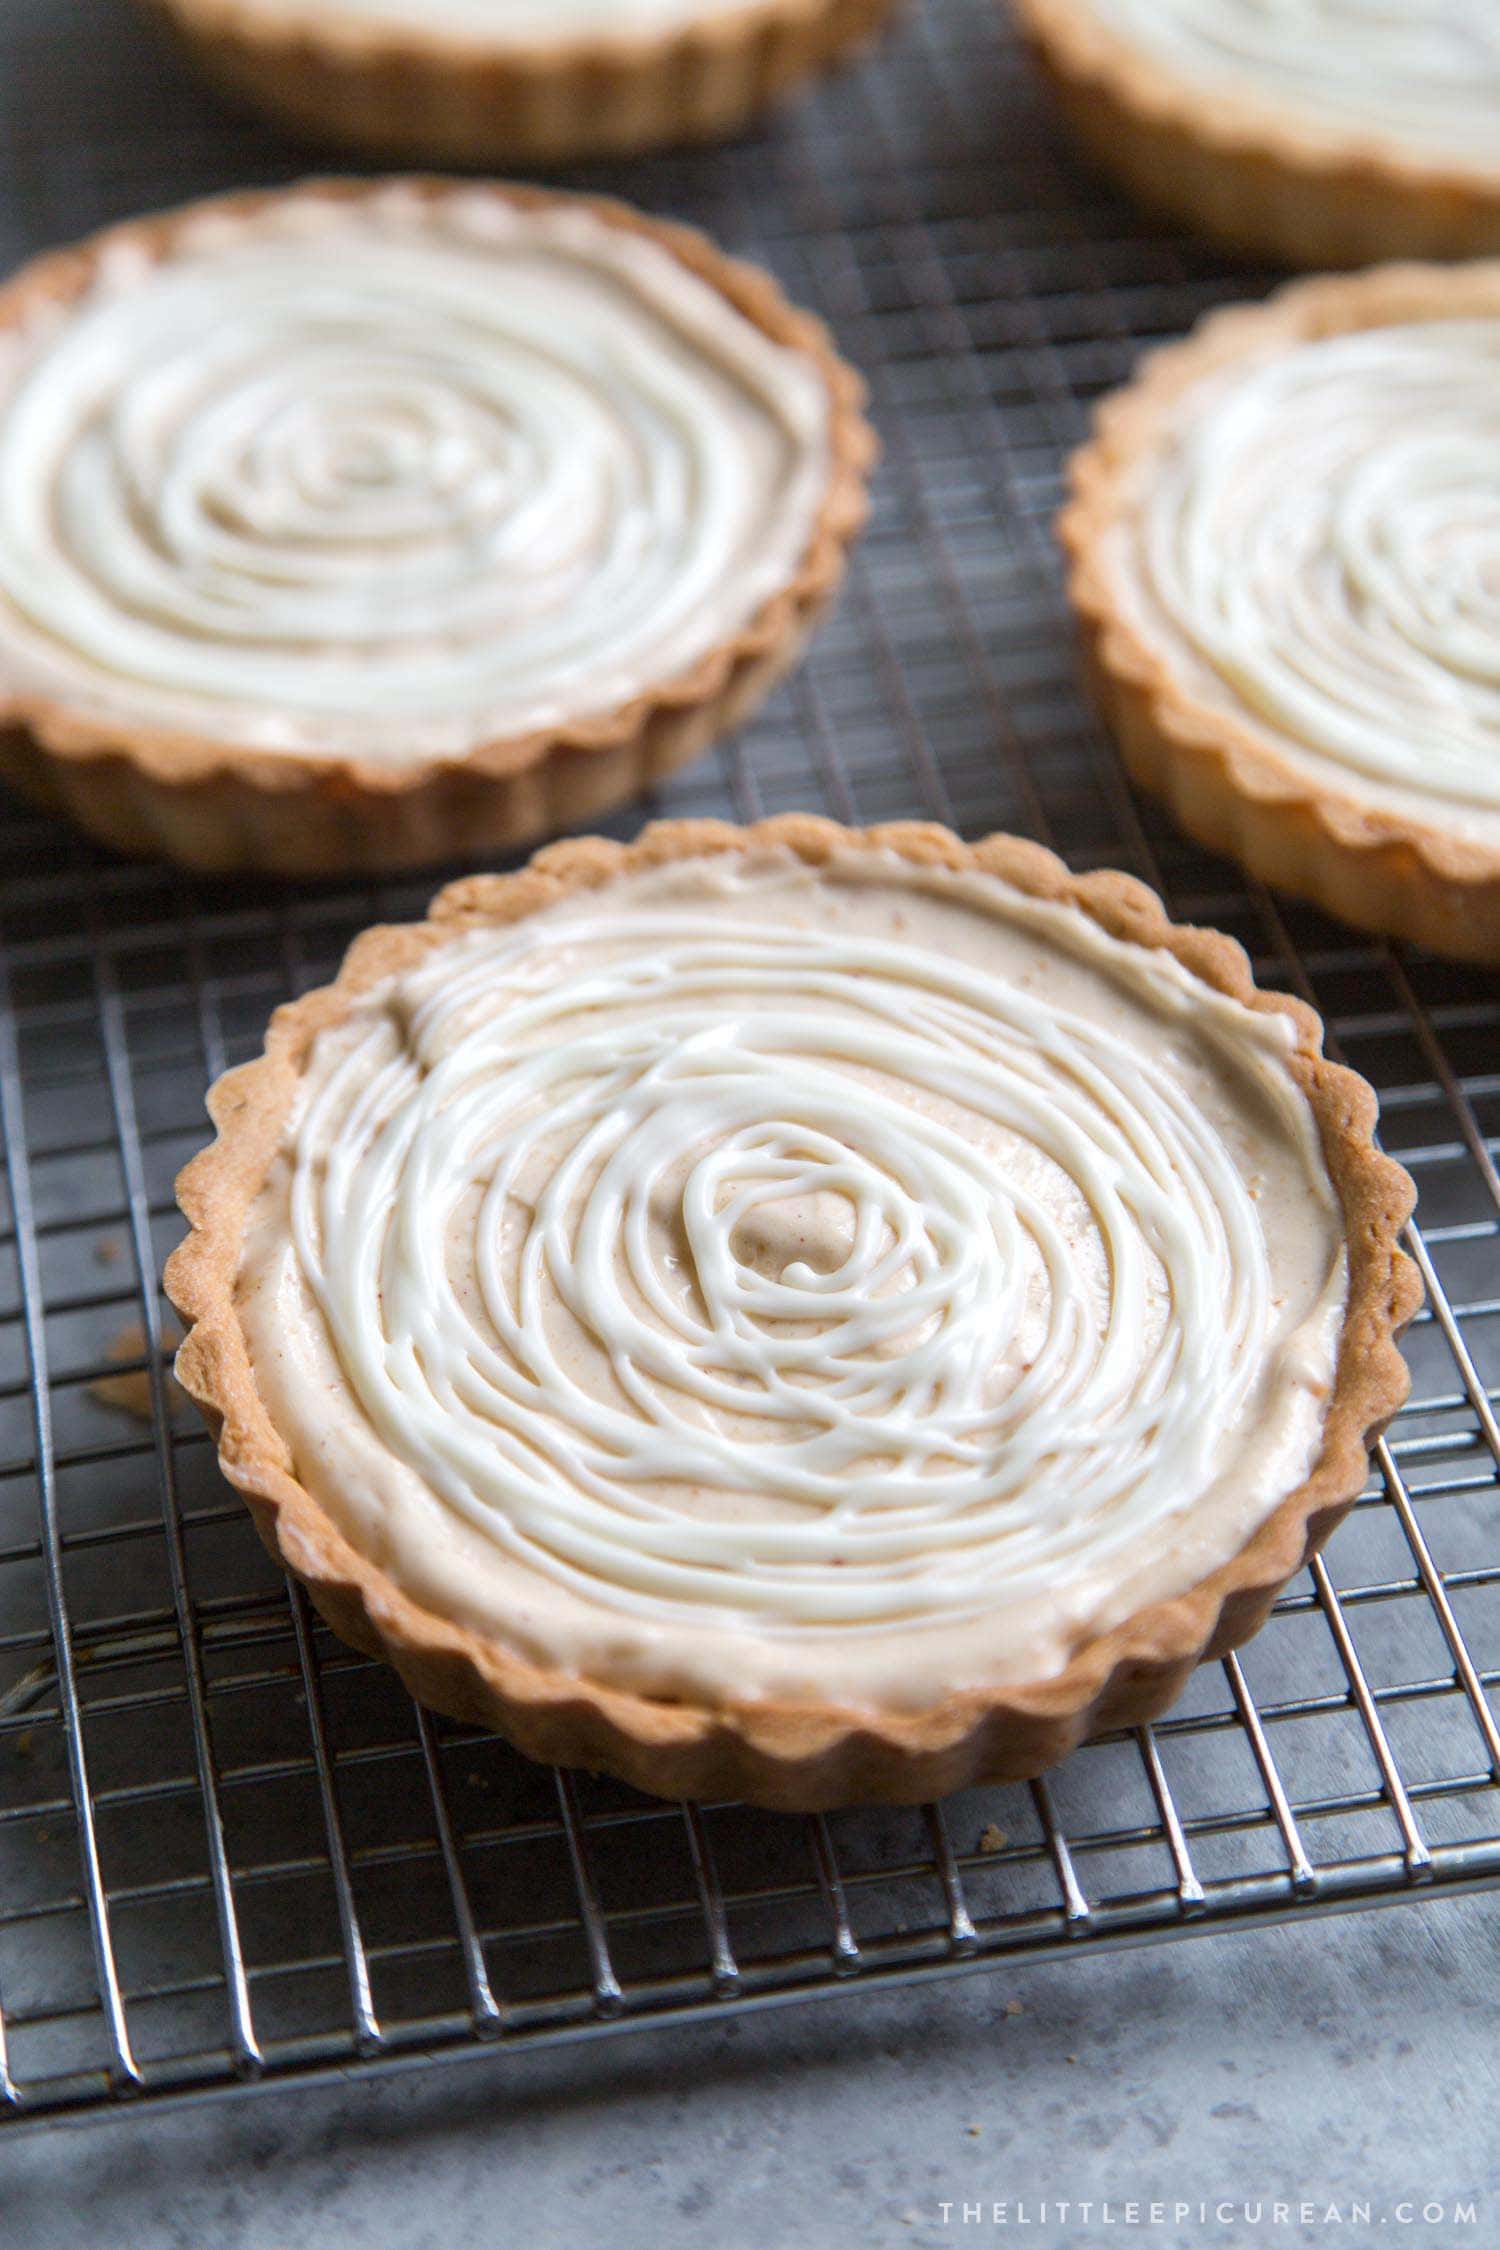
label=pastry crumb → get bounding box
[1004,1997,1023,2018]
[93,1235,124,1267]
[978,1823,1007,1854]
[90,1320,185,1421]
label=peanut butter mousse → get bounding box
[234,847,1348,1711]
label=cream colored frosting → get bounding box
[1110,317,1500,850]
[238,850,1347,1712]
[1077,0,1500,165]
[222,0,761,41]
[0,186,830,763]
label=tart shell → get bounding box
[1011,0,1500,268]
[165,814,1420,1811]
[1061,262,1500,965]
[137,0,902,165]
[0,181,875,878]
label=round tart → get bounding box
[166,817,1418,1810]
[137,0,902,165]
[0,181,871,876]
[1011,0,1500,267]
[1063,263,1500,962]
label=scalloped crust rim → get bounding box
[139,0,903,163]
[1011,0,1500,266]
[0,180,876,875]
[164,814,1421,1810]
[1061,261,1500,965]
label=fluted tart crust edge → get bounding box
[1010,0,1500,267]
[137,0,903,165]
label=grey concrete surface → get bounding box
[3,1892,1495,2250]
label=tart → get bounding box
[0,180,871,877]
[166,816,1418,1811]
[137,0,902,165]
[1011,0,1500,267]
[1062,263,1500,963]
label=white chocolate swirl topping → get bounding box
[1076,0,1500,166]
[0,188,831,764]
[241,853,1346,1710]
[226,0,760,41]
[1118,318,1500,847]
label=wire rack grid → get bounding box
[0,0,1497,2129]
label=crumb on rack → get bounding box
[90,1320,186,1421]
[93,1235,124,1267]
[978,1823,1007,1854]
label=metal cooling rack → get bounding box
[1,0,1498,2129]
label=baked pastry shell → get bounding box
[1011,0,1500,268]
[166,814,1420,1811]
[0,180,875,877]
[137,0,902,164]
[1062,261,1500,966]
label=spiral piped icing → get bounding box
[1114,317,1500,848]
[223,0,761,38]
[1074,0,1500,165]
[0,187,831,763]
[240,851,1346,1708]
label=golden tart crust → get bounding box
[137,0,903,165]
[0,180,874,878]
[165,815,1419,1811]
[1011,0,1500,268]
[1062,263,1500,964]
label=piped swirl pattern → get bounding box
[0,190,830,761]
[1140,319,1500,819]
[286,889,1338,1639]
[1085,0,1500,161]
